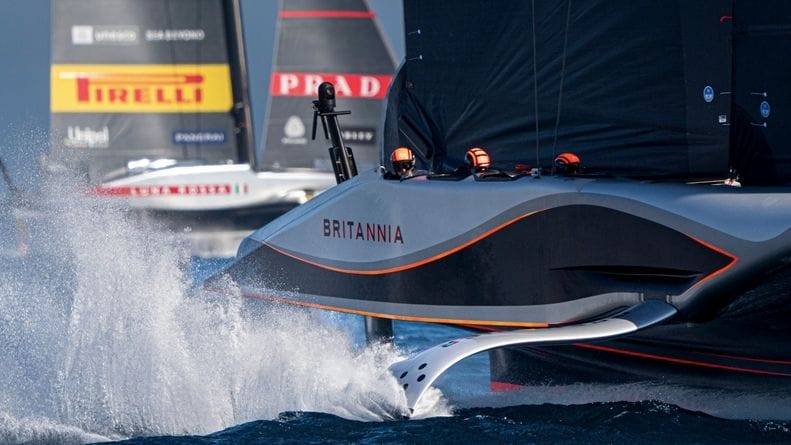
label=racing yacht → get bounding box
[207,0,791,412]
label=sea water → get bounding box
[1,155,790,444]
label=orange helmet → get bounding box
[465,147,491,171]
[390,147,415,175]
[554,152,581,175]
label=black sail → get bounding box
[50,0,253,183]
[387,0,791,184]
[260,0,397,172]
[729,1,791,185]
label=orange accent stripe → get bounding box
[265,210,543,276]
[574,343,791,377]
[685,234,739,288]
[279,10,375,19]
[243,292,550,328]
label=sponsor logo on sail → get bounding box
[281,115,307,145]
[71,25,139,45]
[322,218,404,244]
[145,29,206,42]
[271,72,392,99]
[173,130,226,144]
[71,26,94,45]
[63,125,110,149]
[51,64,233,113]
[342,127,376,143]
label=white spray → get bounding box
[0,142,449,443]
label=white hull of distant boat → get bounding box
[95,164,335,212]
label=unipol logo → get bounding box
[271,72,392,99]
[63,125,109,149]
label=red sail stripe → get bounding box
[279,10,375,19]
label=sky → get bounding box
[0,0,405,191]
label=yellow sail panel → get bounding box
[51,64,233,113]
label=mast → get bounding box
[223,0,256,169]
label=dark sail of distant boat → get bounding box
[49,0,254,183]
[261,0,397,172]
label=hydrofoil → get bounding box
[388,300,678,414]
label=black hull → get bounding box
[489,266,791,392]
[215,170,791,327]
[210,170,791,393]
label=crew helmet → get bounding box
[465,147,491,171]
[390,147,415,175]
[554,152,581,175]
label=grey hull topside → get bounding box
[232,168,791,320]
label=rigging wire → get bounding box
[551,0,573,170]
[531,0,540,170]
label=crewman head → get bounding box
[554,152,581,175]
[390,147,415,177]
[465,147,491,172]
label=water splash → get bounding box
[0,156,449,442]
[0,411,111,445]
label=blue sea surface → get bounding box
[1,195,790,445]
[110,403,791,445]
